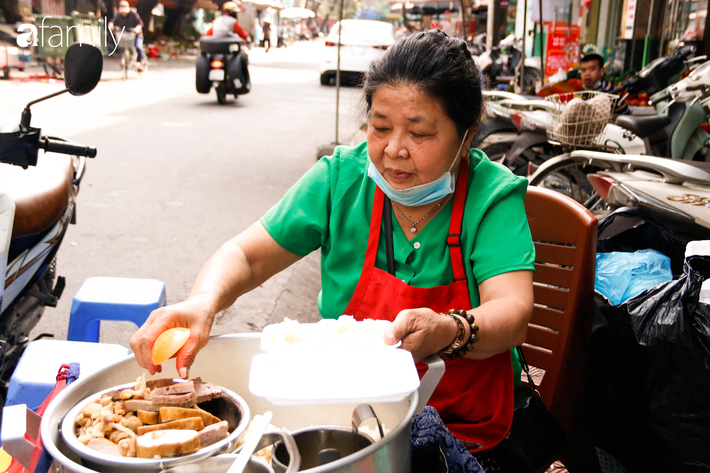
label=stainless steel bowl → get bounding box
[60,381,250,473]
[271,426,374,473]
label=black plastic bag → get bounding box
[588,253,710,473]
[596,207,691,275]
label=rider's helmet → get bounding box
[222,1,239,17]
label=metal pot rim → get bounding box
[268,399,418,473]
[60,381,250,470]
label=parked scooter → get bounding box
[578,151,710,238]
[478,91,554,172]
[482,90,645,177]
[476,35,542,91]
[196,36,251,105]
[497,47,703,183]
[616,45,707,161]
[467,33,486,56]
[530,56,710,211]
[0,43,101,404]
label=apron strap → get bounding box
[369,159,470,284]
[448,158,470,283]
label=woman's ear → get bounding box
[464,126,479,154]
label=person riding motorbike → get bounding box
[204,1,250,41]
[109,0,145,72]
[580,53,629,115]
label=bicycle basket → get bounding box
[545,91,619,147]
[117,31,136,49]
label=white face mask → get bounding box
[367,131,469,207]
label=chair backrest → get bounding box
[523,186,597,416]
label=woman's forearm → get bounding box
[461,295,531,360]
[189,222,303,315]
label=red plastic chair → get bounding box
[523,186,601,473]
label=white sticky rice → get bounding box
[265,316,393,349]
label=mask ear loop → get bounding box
[448,130,470,175]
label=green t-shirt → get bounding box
[262,141,534,312]
[261,142,535,381]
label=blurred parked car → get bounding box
[319,19,395,86]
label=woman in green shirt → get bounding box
[131,30,534,462]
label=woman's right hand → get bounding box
[129,293,218,379]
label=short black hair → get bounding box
[363,29,483,138]
[581,53,605,69]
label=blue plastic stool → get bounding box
[67,277,166,343]
[5,339,129,411]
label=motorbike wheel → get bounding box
[216,82,229,104]
[196,54,212,94]
[522,67,542,92]
[529,155,607,211]
[228,52,251,95]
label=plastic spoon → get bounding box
[227,411,273,473]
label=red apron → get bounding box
[343,159,514,452]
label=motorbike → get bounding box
[497,47,703,185]
[196,36,251,105]
[466,33,486,56]
[476,35,542,92]
[578,151,710,238]
[530,56,710,214]
[616,45,707,161]
[477,91,553,172]
[0,43,101,405]
[481,90,646,178]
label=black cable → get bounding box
[383,197,396,276]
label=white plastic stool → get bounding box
[67,277,166,343]
[5,339,130,411]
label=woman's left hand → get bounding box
[384,308,457,362]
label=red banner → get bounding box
[545,24,580,76]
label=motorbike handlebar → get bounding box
[41,138,97,158]
[650,92,672,106]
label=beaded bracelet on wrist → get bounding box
[436,312,467,359]
[437,309,480,360]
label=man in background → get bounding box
[205,2,250,41]
[109,0,145,71]
[580,53,629,115]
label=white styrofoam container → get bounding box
[249,347,420,405]
[685,240,710,304]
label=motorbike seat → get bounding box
[200,37,242,55]
[0,154,73,238]
[615,115,671,139]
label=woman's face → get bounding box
[367,85,470,191]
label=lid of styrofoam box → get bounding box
[249,347,419,405]
[685,241,710,304]
[685,240,710,260]
[249,317,417,405]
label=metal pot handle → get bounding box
[1,404,40,469]
[159,431,301,473]
[415,355,445,415]
[257,431,301,473]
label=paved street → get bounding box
[1,40,365,349]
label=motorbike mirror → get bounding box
[64,43,103,96]
[19,43,103,129]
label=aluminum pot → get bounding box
[32,333,444,473]
[271,427,374,473]
[59,382,250,473]
[164,431,302,473]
